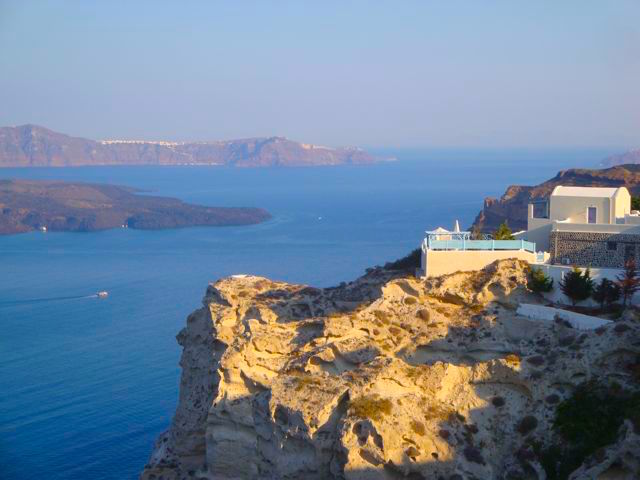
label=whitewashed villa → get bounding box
[420,185,640,304]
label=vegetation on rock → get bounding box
[527,267,554,293]
[492,221,515,240]
[383,248,421,271]
[617,258,640,306]
[591,278,621,311]
[349,394,393,422]
[559,267,593,306]
[539,382,640,480]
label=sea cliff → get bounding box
[141,259,640,479]
[0,124,385,168]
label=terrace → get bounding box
[423,231,536,253]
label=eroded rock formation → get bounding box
[141,260,640,479]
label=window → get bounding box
[588,206,597,224]
[607,241,617,251]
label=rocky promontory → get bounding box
[0,179,271,234]
[141,259,640,479]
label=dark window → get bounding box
[607,241,617,251]
[532,202,548,219]
[588,206,597,224]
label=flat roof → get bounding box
[551,186,625,198]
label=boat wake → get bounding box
[0,294,103,307]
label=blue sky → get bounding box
[0,1,638,148]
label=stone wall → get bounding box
[550,231,640,268]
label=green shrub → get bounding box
[559,267,594,306]
[404,296,417,305]
[493,221,514,240]
[416,309,430,321]
[539,382,640,480]
[528,267,554,293]
[592,278,621,311]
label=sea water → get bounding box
[0,148,610,479]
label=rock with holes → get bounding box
[141,261,640,480]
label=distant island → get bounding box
[601,148,640,167]
[0,179,271,235]
[472,163,640,232]
[0,124,388,168]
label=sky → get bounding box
[0,1,638,148]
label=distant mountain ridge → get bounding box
[601,148,640,167]
[0,124,385,167]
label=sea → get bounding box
[0,148,612,479]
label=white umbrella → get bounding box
[453,220,460,233]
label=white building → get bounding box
[523,186,640,268]
[526,186,633,252]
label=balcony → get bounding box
[425,238,537,253]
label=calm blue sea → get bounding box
[0,148,610,479]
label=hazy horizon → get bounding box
[1,1,638,149]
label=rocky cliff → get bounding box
[0,125,384,167]
[472,164,640,233]
[141,259,640,480]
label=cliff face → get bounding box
[472,165,640,233]
[141,260,639,480]
[0,125,383,167]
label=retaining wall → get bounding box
[516,303,611,330]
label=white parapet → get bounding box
[516,303,611,330]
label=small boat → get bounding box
[96,291,109,298]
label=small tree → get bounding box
[617,258,640,307]
[493,221,514,240]
[528,267,554,293]
[592,278,621,312]
[607,282,621,308]
[560,267,594,306]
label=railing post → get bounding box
[521,239,524,250]
[492,240,495,250]
[463,237,466,251]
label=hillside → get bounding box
[601,149,640,167]
[0,125,384,168]
[0,179,270,234]
[472,164,640,233]
[141,259,640,479]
